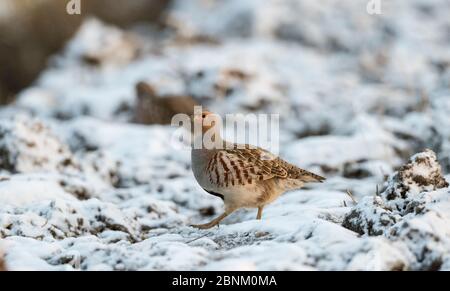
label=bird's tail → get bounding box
[282,160,325,183]
[290,166,325,183]
[299,170,326,183]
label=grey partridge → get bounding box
[191,111,325,229]
[134,81,198,125]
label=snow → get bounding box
[1,0,450,270]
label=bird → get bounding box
[133,81,198,125]
[190,110,325,229]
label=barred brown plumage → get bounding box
[191,111,325,229]
[206,148,324,188]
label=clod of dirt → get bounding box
[342,149,450,270]
[0,116,80,174]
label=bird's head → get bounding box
[189,110,224,149]
[191,110,221,135]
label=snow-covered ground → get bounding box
[1,0,450,270]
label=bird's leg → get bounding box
[256,206,263,220]
[191,209,235,229]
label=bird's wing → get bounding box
[205,145,325,187]
[236,146,325,183]
[205,146,288,187]
[277,159,326,183]
[227,147,289,178]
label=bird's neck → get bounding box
[191,128,225,150]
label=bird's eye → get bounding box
[202,114,206,118]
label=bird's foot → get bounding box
[190,211,233,230]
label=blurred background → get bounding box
[0,0,169,103]
[0,0,449,171]
[0,0,450,271]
